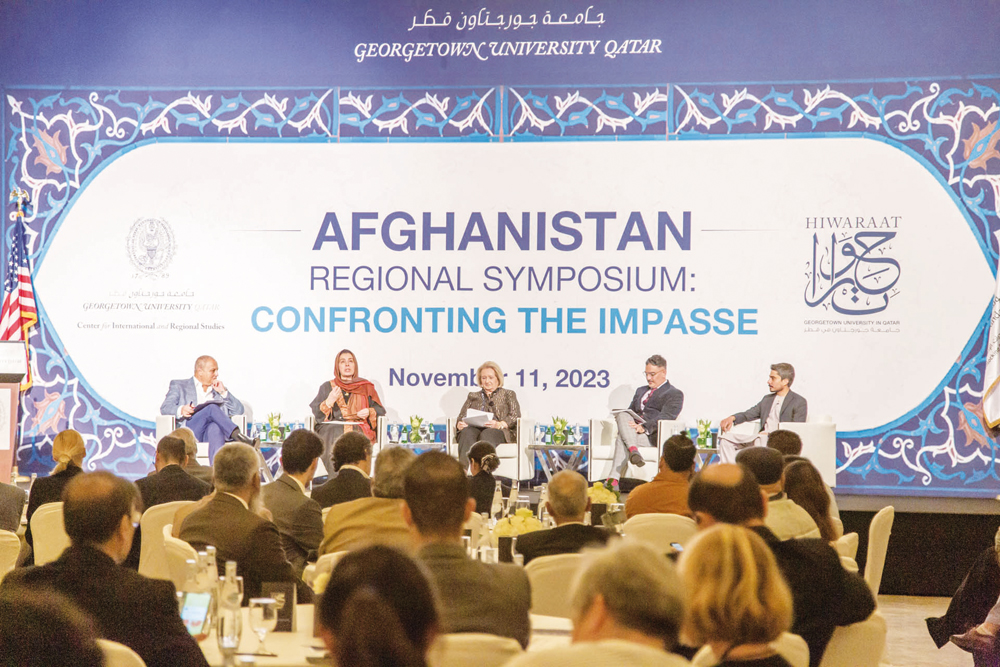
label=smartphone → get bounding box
[179,591,213,638]
[670,542,684,552]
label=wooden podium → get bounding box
[0,341,27,482]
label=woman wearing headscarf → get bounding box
[310,349,386,475]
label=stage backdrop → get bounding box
[2,2,1000,497]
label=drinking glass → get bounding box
[248,598,279,656]
[425,422,436,443]
[515,497,531,514]
[419,423,429,443]
[388,423,399,443]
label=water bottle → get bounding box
[507,480,519,516]
[217,561,242,660]
[491,480,503,519]
[9,467,17,485]
[537,483,549,522]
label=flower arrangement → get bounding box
[588,480,619,504]
[408,415,423,444]
[266,413,283,442]
[493,508,544,537]
[697,419,712,447]
[551,416,569,445]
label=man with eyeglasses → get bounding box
[610,354,684,479]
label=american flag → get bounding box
[0,219,37,353]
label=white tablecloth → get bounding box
[199,607,572,666]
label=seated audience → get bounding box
[25,429,87,559]
[736,447,819,540]
[625,433,696,519]
[687,463,875,667]
[679,524,794,666]
[1,471,208,667]
[171,426,213,485]
[468,441,505,515]
[0,478,28,565]
[0,588,105,667]
[782,459,838,542]
[136,435,212,508]
[505,541,688,666]
[260,429,325,575]
[515,470,611,565]
[771,429,840,521]
[404,451,531,647]
[311,431,373,509]
[316,545,438,667]
[179,443,313,602]
[320,445,415,555]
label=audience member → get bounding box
[403,451,531,647]
[260,429,325,575]
[171,426,213,485]
[25,429,86,558]
[0,588,105,667]
[679,524,794,666]
[927,539,1000,658]
[1,471,208,667]
[311,431,373,509]
[766,429,802,456]
[506,541,688,666]
[0,479,27,565]
[136,435,212,508]
[687,464,875,667]
[316,545,439,667]
[783,454,840,521]
[468,441,505,515]
[179,443,313,602]
[320,445,416,555]
[736,447,819,540]
[515,470,611,565]
[625,433,696,519]
[783,460,838,542]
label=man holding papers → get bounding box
[160,355,255,461]
[454,361,521,468]
[611,354,684,479]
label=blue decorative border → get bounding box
[4,80,1000,495]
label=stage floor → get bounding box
[881,595,968,666]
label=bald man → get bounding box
[160,355,254,460]
[687,464,874,667]
[514,470,612,565]
[1,472,208,667]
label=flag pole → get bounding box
[5,187,31,482]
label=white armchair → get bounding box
[586,418,683,482]
[155,413,247,465]
[445,418,534,480]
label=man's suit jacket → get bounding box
[311,467,372,509]
[136,464,212,509]
[749,525,875,667]
[514,523,611,565]
[159,378,244,421]
[178,492,313,603]
[319,496,412,556]
[418,542,531,648]
[733,390,808,431]
[260,474,324,574]
[0,481,26,533]
[627,381,684,441]
[184,462,214,485]
[1,544,208,667]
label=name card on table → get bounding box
[262,582,296,632]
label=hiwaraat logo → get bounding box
[803,216,901,316]
[127,217,175,276]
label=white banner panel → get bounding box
[36,139,991,431]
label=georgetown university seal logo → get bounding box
[127,217,175,275]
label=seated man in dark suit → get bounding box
[404,451,531,648]
[260,429,325,575]
[612,354,684,478]
[136,436,213,508]
[687,463,875,667]
[179,443,313,603]
[311,431,373,509]
[515,470,610,565]
[0,479,28,565]
[172,426,214,485]
[0,471,208,667]
[625,432,696,519]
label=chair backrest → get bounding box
[429,633,523,667]
[162,524,199,591]
[97,639,147,667]
[524,553,584,618]
[0,529,21,582]
[30,502,71,565]
[463,512,484,549]
[832,532,858,560]
[138,501,195,580]
[691,631,809,667]
[864,505,894,595]
[623,513,698,552]
[308,550,349,587]
[321,506,332,523]
[818,610,887,667]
